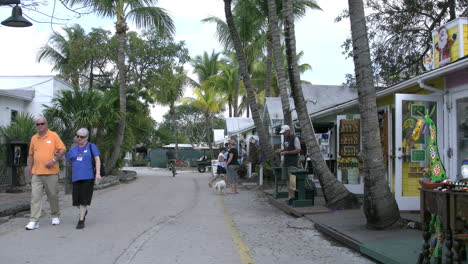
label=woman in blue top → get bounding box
[65,128,102,229]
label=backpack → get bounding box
[89,143,106,176]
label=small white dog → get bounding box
[212,179,227,194]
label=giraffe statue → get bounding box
[411,109,446,182]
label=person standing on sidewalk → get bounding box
[208,147,227,187]
[25,117,66,230]
[65,128,102,229]
[226,140,239,194]
[277,125,301,200]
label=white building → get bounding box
[0,76,72,127]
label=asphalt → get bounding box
[0,170,137,222]
[0,169,428,264]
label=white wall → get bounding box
[0,76,72,127]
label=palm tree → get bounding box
[63,0,175,175]
[43,86,119,147]
[37,24,89,88]
[348,0,400,229]
[152,68,188,154]
[282,0,360,209]
[0,112,36,143]
[223,0,279,166]
[267,0,293,128]
[182,86,225,158]
[0,113,42,186]
[191,51,224,86]
[206,63,238,117]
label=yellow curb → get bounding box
[218,195,255,264]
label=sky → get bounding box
[0,0,354,122]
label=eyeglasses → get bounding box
[36,123,45,126]
[76,135,87,139]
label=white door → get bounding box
[395,94,444,210]
[378,105,393,190]
[449,89,468,179]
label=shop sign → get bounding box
[411,149,426,162]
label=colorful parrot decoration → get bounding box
[411,110,446,182]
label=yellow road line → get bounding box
[218,195,255,264]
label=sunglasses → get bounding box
[76,135,87,139]
[36,123,45,126]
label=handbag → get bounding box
[89,143,105,176]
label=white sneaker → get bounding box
[25,221,39,230]
[51,217,60,225]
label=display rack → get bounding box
[339,119,360,157]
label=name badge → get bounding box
[77,157,83,161]
[84,150,88,153]
[47,140,52,144]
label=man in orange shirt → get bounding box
[25,117,66,230]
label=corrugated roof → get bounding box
[264,84,358,122]
[226,117,255,135]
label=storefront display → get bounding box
[336,115,363,189]
[338,119,360,157]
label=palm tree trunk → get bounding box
[234,74,239,117]
[206,112,214,158]
[171,105,178,156]
[283,0,360,209]
[224,0,279,166]
[105,19,128,175]
[264,28,273,98]
[348,0,400,228]
[267,0,293,129]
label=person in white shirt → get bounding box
[209,147,227,187]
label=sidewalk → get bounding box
[265,190,422,264]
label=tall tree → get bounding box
[63,0,175,175]
[206,63,239,117]
[153,68,188,154]
[224,0,279,166]
[182,86,225,158]
[338,0,468,87]
[37,24,89,88]
[348,0,400,229]
[266,0,293,129]
[282,0,360,209]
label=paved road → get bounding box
[0,167,374,264]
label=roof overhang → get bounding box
[309,57,468,119]
[0,88,35,101]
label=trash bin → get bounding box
[289,170,314,207]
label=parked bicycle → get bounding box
[173,159,190,168]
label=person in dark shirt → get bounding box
[226,140,239,194]
[166,149,177,166]
[278,125,301,200]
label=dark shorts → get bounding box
[217,165,227,174]
[72,179,95,206]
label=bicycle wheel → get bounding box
[183,161,190,168]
